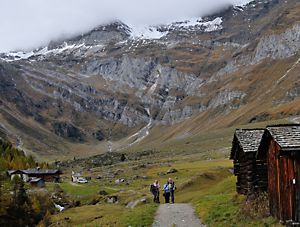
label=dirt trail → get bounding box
[152,203,205,227]
[290,116,300,124]
[68,182,81,187]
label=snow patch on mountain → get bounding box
[170,17,223,31]
[129,17,223,40]
[200,17,223,32]
[0,0,255,61]
[0,42,88,62]
[0,16,224,61]
[38,42,86,55]
[235,0,254,7]
[129,25,167,40]
[0,51,35,62]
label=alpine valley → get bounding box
[0,0,300,161]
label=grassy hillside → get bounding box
[47,118,292,226]
[125,117,291,158]
[49,159,280,226]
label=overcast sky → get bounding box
[0,0,251,52]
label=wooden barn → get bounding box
[258,124,300,225]
[230,128,266,195]
[8,168,62,183]
[23,168,62,182]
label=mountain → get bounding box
[0,0,300,160]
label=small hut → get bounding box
[29,177,45,188]
[230,128,265,195]
[71,172,82,182]
[258,124,300,225]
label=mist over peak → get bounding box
[0,0,252,52]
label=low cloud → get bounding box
[0,0,251,52]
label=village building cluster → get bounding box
[7,167,61,187]
[230,124,300,225]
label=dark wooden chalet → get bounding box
[8,168,62,183]
[230,128,266,195]
[258,124,300,225]
[24,168,61,182]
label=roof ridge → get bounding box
[234,128,265,154]
[266,124,300,149]
[235,128,265,131]
[267,124,300,128]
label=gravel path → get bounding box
[152,203,205,227]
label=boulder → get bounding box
[140,198,147,203]
[99,190,108,195]
[115,178,125,184]
[88,198,100,205]
[106,195,118,203]
[167,168,178,174]
[126,198,148,208]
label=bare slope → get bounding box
[0,0,299,159]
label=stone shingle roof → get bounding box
[267,124,300,150]
[72,173,81,177]
[235,129,265,153]
[7,168,61,176]
[23,168,60,175]
[7,170,23,175]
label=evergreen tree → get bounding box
[0,174,11,226]
[7,176,33,226]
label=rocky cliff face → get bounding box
[254,24,300,62]
[0,0,300,158]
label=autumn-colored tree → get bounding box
[0,139,37,170]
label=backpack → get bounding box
[164,183,170,192]
[150,184,155,193]
[170,182,176,191]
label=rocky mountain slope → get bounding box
[0,0,300,160]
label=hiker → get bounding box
[169,178,176,203]
[150,180,160,203]
[163,179,171,203]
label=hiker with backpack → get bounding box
[163,179,170,203]
[150,180,160,203]
[169,178,176,203]
[163,178,176,203]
